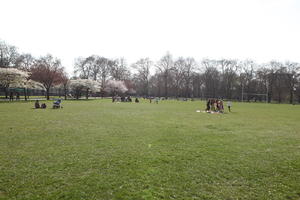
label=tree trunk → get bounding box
[289,89,294,104]
[268,91,272,103]
[186,83,189,98]
[86,89,89,99]
[64,89,67,100]
[278,90,282,103]
[158,81,161,97]
[46,88,50,100]
[164,77,168,98]
[23,88,27,101]
[5,88,8,99]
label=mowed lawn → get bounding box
[0,100,299,200]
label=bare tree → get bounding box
[218,59,238,99]
[74,57,93,79]
[183,57,197,98]
[256,66,270,102]
[263,61,279,103]
[156,52,173,98]
[267,61,286,103]
[110,58,131,81]
[132,58,152,96]
[172,57,185,98]
[239,60,256,101]
[0,40,19,68]
[97,57,110,90]
[283,61,300,104]
[202,59,220,98]
[15,53,35,71]
[191,72,205,99]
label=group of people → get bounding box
[34,99,62,109]
[205,98,224,113]
[112,96,140,103]
[34,100,47,109]
[205,98,232,113]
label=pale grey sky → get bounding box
[1,0,299,74]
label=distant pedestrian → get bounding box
[155,97,159,104]
[135,98,139,103]
[16,92,20,101]
[9,92,14,101]
[227,101,232,112]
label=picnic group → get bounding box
[205,98,232,113]
[34,99,62,109]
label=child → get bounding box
[227,101,232,112]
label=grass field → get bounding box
[0,100,299,200]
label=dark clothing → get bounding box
[35,102,40,109]
[206,101,210,111]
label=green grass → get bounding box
[0,100,299,200]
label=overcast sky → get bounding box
[1,0,299,74]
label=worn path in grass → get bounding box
[0,100,299,200]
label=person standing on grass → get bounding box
[227,100,232,112]
[206,99,211,111]
[220,100,224,112]
[9,92,14,101]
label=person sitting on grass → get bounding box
[35,100,40,109]
[41,103,47,109]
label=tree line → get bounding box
[1,39,300,103]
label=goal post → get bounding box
[242,93,268,103]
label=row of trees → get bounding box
[1,39,300,103]
[0,40,101,100]
[73,53,300,103]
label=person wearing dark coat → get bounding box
[35,100,40,109]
